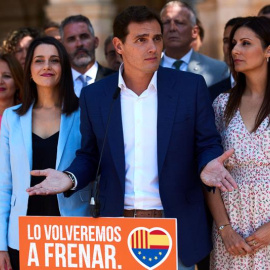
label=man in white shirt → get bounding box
[160,1,229,87]
[28,5,237,270]
[60,15,114,97]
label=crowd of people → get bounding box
[0,1,270,270]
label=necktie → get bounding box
[172,60,184,71]
[79,75,90,87]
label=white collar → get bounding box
[71,61,98,80]
[117,63,157,93]
[163,49,193,65]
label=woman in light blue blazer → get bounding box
[0,37,90,270]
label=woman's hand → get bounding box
[246,222,270,253]
[220,226,253,256]
[0,251,12,270]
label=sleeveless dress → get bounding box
[211,93,270,270]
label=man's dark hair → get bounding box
[16,36,78,116]
[224,17,243,30]
[258,5,270,16]
[113,6,163,43]
[60,14,95,39]
[43,21,60,31]
[196,18,204,41]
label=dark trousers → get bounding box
[196,254,210,270]
[8,247,20,270]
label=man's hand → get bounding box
[0,251,12,270]
[26,169,73,195]
[246,222,270,253]
[200,149,237,192]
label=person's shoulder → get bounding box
[196,52,227,68]
[209,77,231,101]
[158,65,204,81]
[209,77,231,90]
[3,104,22,115]
[158,66,207,97]
[2,104,22,123]
[81,72,118,98]
[97,63,116,77]
[213,93,229,110]
[92,71,118,88]
[197,53,228,69]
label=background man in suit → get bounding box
[104,34,122,71]
[28,6,237,270]
[208,17,243,101]
[160,1,229,87]
[60,15,114,97]
[258,5,270,18]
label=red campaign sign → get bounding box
[19,216,177,269]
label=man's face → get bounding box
[105,41,122,71]
[113,20,163,76]
[223,25,233,66]
[161,5,197,53]
[62,22,98,69]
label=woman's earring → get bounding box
[267,57,269,63]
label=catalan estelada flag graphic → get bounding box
[129,228,171,268]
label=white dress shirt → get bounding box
[161,49,193,71]
[72,62,98,97]
[118,64,163,210]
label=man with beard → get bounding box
[60,15,114,97]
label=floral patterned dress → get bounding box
[211,93,270,270]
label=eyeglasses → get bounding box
[105,50,117,59]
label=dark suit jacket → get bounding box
[95,63,115,82]
[208,76,231,102]
[67,67,223,266]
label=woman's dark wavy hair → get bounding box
[0,53,23,104]
[16,36,78,116]
[225,16,270,132]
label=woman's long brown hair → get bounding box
[225,16,270,132]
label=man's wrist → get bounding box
[63,171,77,190]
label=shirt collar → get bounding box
[118,63,157,94]
[163,49,193,66]
[71,61,98,81]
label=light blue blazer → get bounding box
[0,104,90,251]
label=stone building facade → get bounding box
[0,0,269,66]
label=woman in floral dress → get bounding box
[205,16,270,269]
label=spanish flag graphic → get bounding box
[130,229,170,267]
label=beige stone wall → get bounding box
[0,0,47,44]
[197,0,270,60]
[45,0,166,66]
[0,0,269,64]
